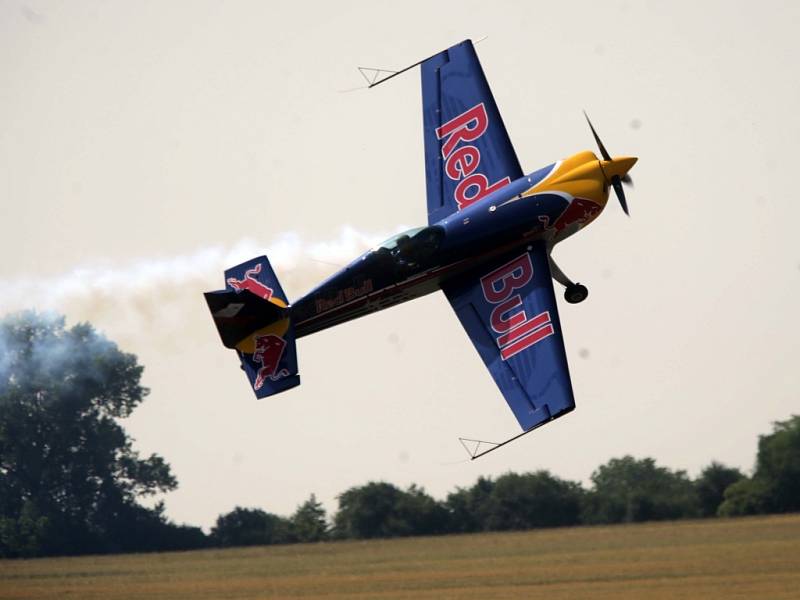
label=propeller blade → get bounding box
[621,173,633,186]
[611,175,629,216]
[583,111,611,161]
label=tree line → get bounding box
[207,442,795,547]
[1,312,798,557]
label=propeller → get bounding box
[583,111,633,216]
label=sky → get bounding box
[1,0,799,530]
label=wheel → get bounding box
[565,283,588,304]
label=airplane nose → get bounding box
[603,156,637,180]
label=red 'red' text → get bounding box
[435,103,511,210]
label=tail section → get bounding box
[204,256,300,398]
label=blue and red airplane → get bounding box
[205,40,637,458]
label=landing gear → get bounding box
[549,253,589,304]
[564,283,589,304]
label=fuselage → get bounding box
[292,150,635,338]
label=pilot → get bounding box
[394,235,411,252]
[392,235,418,273]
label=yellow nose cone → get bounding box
[602,156,638,179]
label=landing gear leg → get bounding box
[548,254,589,304]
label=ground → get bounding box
[1,514,798,599]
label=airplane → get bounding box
[204,39,637,459]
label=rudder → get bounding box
[205,256,300,398]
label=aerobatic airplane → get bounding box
[205,39,637,458]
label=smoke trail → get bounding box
[0,226,405,343]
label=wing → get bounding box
[442,241,575,431]
[421,40,523,224]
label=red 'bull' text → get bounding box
[480,253,554,359]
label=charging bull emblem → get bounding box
[227,264,274,300]
[252,334,289,390]
[551,198,601,233]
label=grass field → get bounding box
[1,514,799,599]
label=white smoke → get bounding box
[0,226,406,344]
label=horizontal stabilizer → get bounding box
[205,289,285,349]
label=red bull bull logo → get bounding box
[226,263,274,300]
[436,102,511,210]
[480,252,555,360]
[252,334,289,390]
[551,198,601,233]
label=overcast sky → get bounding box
[2,0,798,530]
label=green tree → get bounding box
[0,501,48,558]
[333,482,398,539]
[333,482,448,539]
[717,477,769,516]
[394,484,449,536]
[291,494,328,543]
[583,456,699,524]
[212,507,293,547]
[754,415,800,513]
[0,312,177,557]
[485,471,584,531]
[445,476,494,533]
[694,462,745,517]
[718,416,800,516]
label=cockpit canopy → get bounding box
[376,227,429,251]
[371,225,445,271]
[375,225,444,254]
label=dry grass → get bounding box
[1,514,799,599]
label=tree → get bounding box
[394,484,450,536]
[0,501,48,558]
[0,312,177,557]
[694,462,745,517]
[445,477,494,533]
[333,482,448,539]
[484,471,584,531]
[582,456,699,524]
[212,507,293,547]
[718,416,800,516]
[754,415,800,513]
[333,482,398,539]
[291,494,328,543]
[717,477,769,517]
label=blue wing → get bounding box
[421,40,523,224]
[442,242,575,431]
